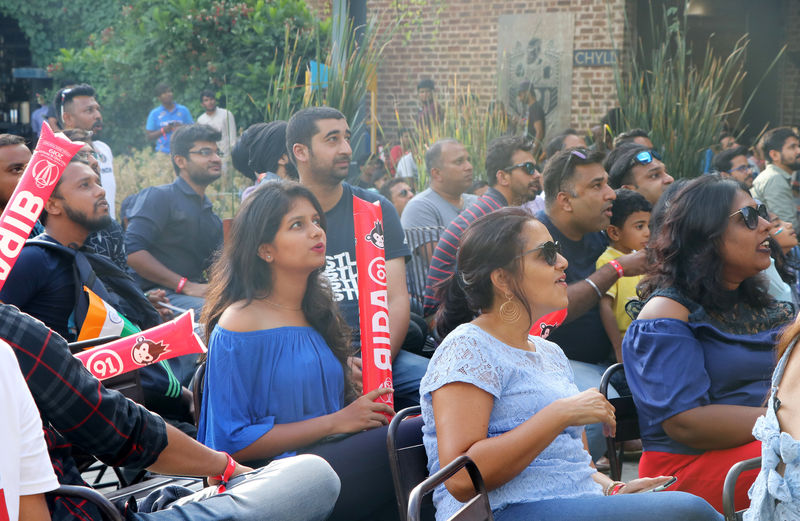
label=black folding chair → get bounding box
[404,226,445,306]
[722,457,761,521]
[408,455,493,521]
[52,485,124,521]
[387,406,435,521]
[599,363,640,481]
[192,360,207,426]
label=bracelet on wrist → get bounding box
[212,452,236,493]
[604,480,625,496]
[585,278,603,299]
[608,259,625,278]
[175,277,188,294]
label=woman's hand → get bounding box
[347,356,363,394]
[617,476,676,494]
[333,387,394,433]
[553,388,616,437]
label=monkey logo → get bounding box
[539,323,557,339]
[365,220,384,249]
[131,336,170,366]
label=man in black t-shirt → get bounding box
[518,80,546,145]
[287,106,427,408]
[537,147,647,461]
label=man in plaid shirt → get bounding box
[0,304,340,521]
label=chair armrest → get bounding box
[722,456,761,521]
[408,455,492,521]
[53,485,124,521]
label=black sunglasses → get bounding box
[516,241,561,266]
[397,188,414,197]
[729,204,769,230]
[503,161,538,175]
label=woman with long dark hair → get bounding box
[623,175,794,512]
[423,207,720,520]
[197,181,403,521]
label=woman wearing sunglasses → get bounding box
[623,175,794,513]
[422,207,720,520]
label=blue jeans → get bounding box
[392,349,430,410]
[569,360,618,462]
[494,491,723,521]
[132,455,340,521]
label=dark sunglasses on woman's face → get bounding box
[397,188,414,197]
[729,204,769,230]
[516,241,561,266]
[503,161,538,176]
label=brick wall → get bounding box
[307,0,632,139]
[780,0,800,125]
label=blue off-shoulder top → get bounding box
[197,326,345,458]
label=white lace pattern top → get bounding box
[420,323,602,520]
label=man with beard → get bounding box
[126,124,223,316]
[423,135,542,316]
[752,127,800,228]
[287,106,428,409]
[55,84,118,216]
[0,134,31,214]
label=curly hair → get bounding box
[639,174,770,311]
[201,181,352,395]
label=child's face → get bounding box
[610,211,651,253]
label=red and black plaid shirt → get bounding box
[0,304,167,521]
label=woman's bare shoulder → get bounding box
[636,296,690,321]
[217,300,280,332]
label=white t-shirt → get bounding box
[396,152,418,179]
[93,140,116,218]
[197,108,237,157]
[0,340,58,521]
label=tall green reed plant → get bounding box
[611,4,780,178]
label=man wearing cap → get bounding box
[604,143,674,205]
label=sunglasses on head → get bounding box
[503,161,538,175]
[629,150,662,168]
[729,203,769,230]
[516,241,561,266]
[557,148,590,192]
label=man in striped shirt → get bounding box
[423,135,541,316]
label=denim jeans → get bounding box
[132,455,340,521]
[392,349,430,410]
[568,360,618,462]
[494,491,723,521]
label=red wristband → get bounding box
[161,127,166,137]
[175,277,188,294]
[608,259,625,278]
[212,452,236,493]
[609,482,625,495]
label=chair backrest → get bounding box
[53,485,125,521]
[387,406,435,521]
[408,455,493,521]
[404,226,445,305]
[722,456,762,521]
[599,363,640,481]
[192,360,207,426]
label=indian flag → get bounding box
[77,285,141,341]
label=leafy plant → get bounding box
[407,78,512,188]
[611,4,782,178]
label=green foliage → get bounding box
[611,5,778,178]
[408,79,511,188]
[0,0,123,67]
[51,0,322,151]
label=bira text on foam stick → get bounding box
[0,123,84,289]
[75,310,206,381]
[353,196,393,417]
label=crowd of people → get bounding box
[2,72,800,521]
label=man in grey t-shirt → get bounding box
[401,139,476,264]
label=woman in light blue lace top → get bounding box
[422,206,721,521]
[746,316,800,519]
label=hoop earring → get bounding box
[499,292,521,323]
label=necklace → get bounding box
[260,298,302,311]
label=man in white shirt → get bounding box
[0,340,59,521]
[197,90,237,171]
[55,84,118,217]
